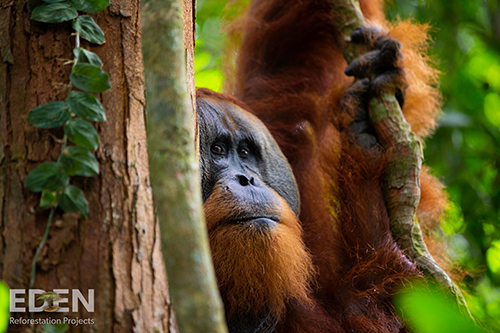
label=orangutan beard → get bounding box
[205,195,315,319]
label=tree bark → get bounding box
[182,0,196,110]
[0,0,172,331]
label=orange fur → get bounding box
[388,21,442,138]
[418,167,448,229]
[201,0,452,331]
[204,183,315,319]
[223,0,447,263]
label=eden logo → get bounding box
[10,289,94,313]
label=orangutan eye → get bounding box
[211,143,225,155]
[238,147,250,157]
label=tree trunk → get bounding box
[143,0,228,331]
[0,1,173,331]
[183,0,196,110]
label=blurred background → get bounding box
[195,0,500,330]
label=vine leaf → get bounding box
[67,91,106,122]
[25,162,69,193]
[69,0,109,13]
[27,101,71,128]
[74,48,102,68]
[70,63,111,93]
[64,118,99,151]
[42,323,69,333]
[59,146,99,176]
[57,185,89,218]
[73,15,105,45]
[27,0,109,225]
[40,191,57,208]
[31,2,78,23]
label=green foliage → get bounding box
[59,146,99,176]
[195,66,223,92]
[70,0,109,13]
[441,201,465,235]
[64,118,99,151]
[396,284,488,333]
[70,63,110,92]
[40,190,58,208]
[22,1,109,325]
[66,91,106,122]
[42,323,69,333]
[484,93,500,126]
[31,2,78,23]
[57,185,89,218]
[0,281,9,333]
[27,102,71,128]
[194,0,249,91]
[27,0,110,218]
[73,47,103,68]
[487,241,500,275]
[73,15,105,44]
[25,162,69,193]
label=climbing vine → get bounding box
[25,0,110,291]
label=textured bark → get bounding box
[331,0,470,315]
[183,0,196,111]
[143,0,228,332]
[0,0,172,332]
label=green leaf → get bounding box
[484,93,500,127]
[43,323,69,333]
[27,101,71,128]
[66,91,106,122]
[69,0,109,13]
[57,185,89,218]
[73,47,102,68]
[0,281,9,333]
[31,3,78,23]
[73,15,105,45]
[40,190,57,208]
[25,162,69,193]
[395,284,488,333]
[43,0,66,3]
[194,68,224,92]
[70,63,110,93]
[487,241,500,274]
[64,118,99,151]
[59,146,99,176]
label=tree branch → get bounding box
[143,0,228,331]
[330,0,471,316]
